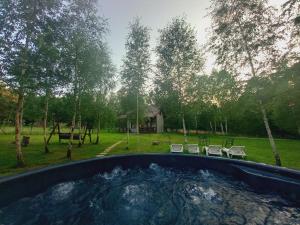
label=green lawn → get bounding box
[0,127,125,176]
[109,133,300,170]
[0,127,300,176]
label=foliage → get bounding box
[209,0,282,76]
[280,0,300,62]
[154,17,204,128]
[271,62,300,136]
[0,84,16,123]
[119,18,151,124]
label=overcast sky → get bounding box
[98,0,286,74]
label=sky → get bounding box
[97,0,286,74]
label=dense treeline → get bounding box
[0,0,299,166]
[0,0,115,164]
[2,63,299,138]
[157,64,300,139]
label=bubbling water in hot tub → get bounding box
[1,163,299,225]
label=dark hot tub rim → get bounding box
[1,154,300,208]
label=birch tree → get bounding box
[93,46,116,144]
[62,0,107,159]
[33,6,67,153]
[0,0,60,166]
[120,18,151,134]
[209,0,283,165]
[155,17,204,143]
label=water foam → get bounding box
[51,182,75,201]
[102,167,128,180]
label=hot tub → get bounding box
[0,154,300,224]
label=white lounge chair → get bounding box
[204,145,223,156]
[223,146,246,158]
[187,144,199,154]
[170,144,183,153]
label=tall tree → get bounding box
[209,0,282,165]
[120,18,151,134]
[33,2,67,153]
[93,45,116,144]
[0,0,61,166]
[62,0,108,158]
[154,17,204,142]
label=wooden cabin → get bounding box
[118,106,164,133]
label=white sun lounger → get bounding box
[223,146,246,158]
[170,144,184,153]
[204,145,223,156]
[187,144,199,154]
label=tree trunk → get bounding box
[20,98,24,134]
[95,113,100,144]
[46,122,57,145]
[214,120,217,133]
[126,118,129,149]
[15,22,31,166]
[82,125,87,144]
[238,20,282,166]
[260,101,281,166]
[67,94,77,159]
[209,121,213,133]
[182,116,187,144]
[225,117,228,134]
[136,93,139,134]
[15,92,25,167]
[195,115,198,134]
[77,96,82,147]
[220,122,224,135]
[67,111,76,159]
[68,44,79,156]
[43,95,49,153]
[89,129,92,143]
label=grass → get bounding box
[0,126,300,176]
[0,127,125,176]
[109,133,300,169]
